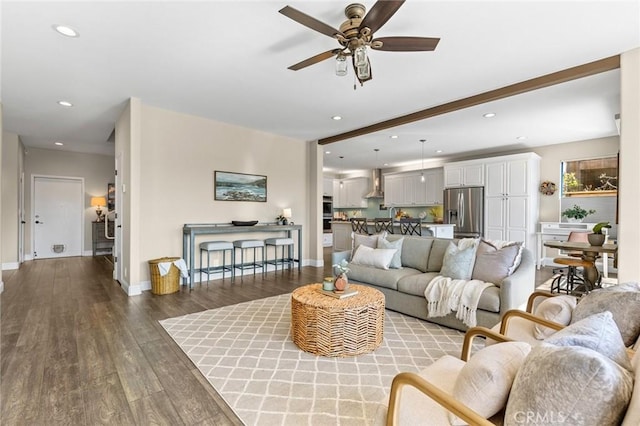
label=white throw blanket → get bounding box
[424,275,493,327]
[157,258,189,278]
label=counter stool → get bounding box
[199,241,235,284]
[550,257,592,294]
[265,237,295,271]
[233,239,265,277]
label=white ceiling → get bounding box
[2,1,639,172]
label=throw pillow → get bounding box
[350,232,383,260]
[545,311,632,371]
[350,245,397,270]
[504,343,633,426]
[532,295,577,339]
[571,282,640,346]
[471,240,523,286]
[440,238,479,280]
[449,342,532,425]
[377,236,404,269]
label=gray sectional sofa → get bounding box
[333,234,535,331]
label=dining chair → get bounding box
[399,218,422,236]
[351,218,370,235]
[550,231,591,294]
[374,217,394,234]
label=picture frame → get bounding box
[107,183,115,211]
[214,171,267,202]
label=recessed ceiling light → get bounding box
[483,112,496,118]
[435,150,443,153]
[53,25,79,37]
[390,135,398,139]
[325,151,331,154]
[516,136,528,140]
[331,115,342,121]
[54,142,64,146]
[57,100,73,107]
[383,163,389,166]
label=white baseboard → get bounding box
[0,281,4,294]
[2,262,20,270]
[24,254,33,261]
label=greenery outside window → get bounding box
[562,156,618,197]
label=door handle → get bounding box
[21,220,26,224]
[117,225,122,228]
[35,220,44,224]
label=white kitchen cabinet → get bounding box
[444,162,485,187]
[333,177,368,208]
[323,178,334,197]
[484,153,540,250]
[428,224,454,239]
[384,174,405,206]
[424,169,444,204]
[384,171,442,206]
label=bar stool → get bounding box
[265,237,295,271]
[399,218,422,236]
[351,218,370,235]
[550,257,592,294]
[199,241,234,284]
[374,217,394,234]
[233,239,265,277]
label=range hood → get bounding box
[365,169,384,198]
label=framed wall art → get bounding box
[214,171,267,202]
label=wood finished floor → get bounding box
[1,250,554,425]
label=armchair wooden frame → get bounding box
[386,326,512,426]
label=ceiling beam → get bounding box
[318,55,621,145]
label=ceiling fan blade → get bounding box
[371,36,440,52]
[359,0,406,36]
[288,49,341,71]
[279,6,345,39]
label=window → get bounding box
[562,156,618,197]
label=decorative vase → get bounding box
[322,277,335,291]
[567,218,583,223]
[282,218,288,225]
[588,233,606,246]
[334,274,348,292]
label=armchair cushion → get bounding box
[532,295,577,339]
[545,311,632,371]
[504,343,633,426]
[449,342,531,425]
[571,282,640,346]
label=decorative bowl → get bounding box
[231,220,258,226]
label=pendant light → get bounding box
[420,139,426,182]
[339,156,344,188]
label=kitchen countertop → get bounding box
[330,220,454,227]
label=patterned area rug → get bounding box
[160,293,468,425]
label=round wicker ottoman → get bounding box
[290,283,385,357]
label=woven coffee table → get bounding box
[290,283,385,357]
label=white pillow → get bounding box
[377,236,403,269]
[449,341,532,425]
[532,295,577,339]
[440,238,479,280]
[350,245,397,270]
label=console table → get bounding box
[182,223,302,288]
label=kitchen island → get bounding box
[331,220,455,252]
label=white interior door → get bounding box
[114,154,123,281]
[33,176,83,259]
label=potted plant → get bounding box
[275,214,288,225]
[588,222,611,246]
[561,204,596,223]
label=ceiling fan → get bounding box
[279,1,440,85]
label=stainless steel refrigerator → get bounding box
[443,186,484,238]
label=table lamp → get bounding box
[91,196,107,222]
[283,208,292,225]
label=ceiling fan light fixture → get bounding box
[354,46,367,67]
[356,59,370,80]
[335,54,348,76]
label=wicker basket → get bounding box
[148,257,181,295]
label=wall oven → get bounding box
[323,196,332,232]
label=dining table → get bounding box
[543,240,617,292]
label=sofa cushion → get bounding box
[377,236,404,269]
[571,281,640,346]
[532,295,577,339]
[397,274,500,313]
[471,240,523,287]
[427,238,450,272]
[346,263,421,291]
[449,342,532,425]
[440,239,479,280]
[350,232,382,259]
[504,343,633,426]
[545,311,632,372]
[351,245,397,270]
[399,237,433,273]
[621,350,640,425]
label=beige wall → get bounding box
[618,47,640,282]
[0,104,3,293]
[119,103,310,291]
[2,132,23,267]
[22,147,114,256]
